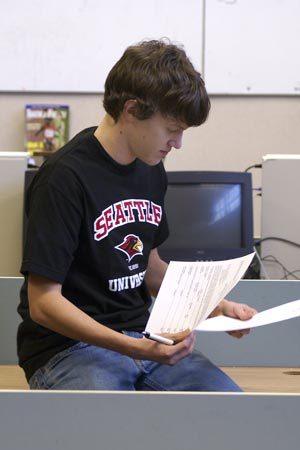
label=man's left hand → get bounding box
[211,300,257,339]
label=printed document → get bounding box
[145,253,255,334]
[197,299,300,331]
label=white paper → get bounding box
[145,252,255,334]
[197,299,300,332]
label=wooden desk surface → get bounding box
[223,367,300,393]
[1,365,300,392]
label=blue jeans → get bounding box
[28,331,242,391]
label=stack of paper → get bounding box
[145,253,254,333]
[145,253,300,333]
[197,299,300,332]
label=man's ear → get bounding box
[123,99,139,122]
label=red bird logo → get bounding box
[115,234,144,262]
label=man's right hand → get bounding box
[28,274,196,366]
[130,329,196,365]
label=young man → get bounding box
[17,39,256,391]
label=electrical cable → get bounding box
[262,254,300,280]
[253,245,270,279]
[245,164,262,172]
[282,270,300,279]
[257,237,300,248]
[262,255,290,279]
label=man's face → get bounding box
[126,112,188,166]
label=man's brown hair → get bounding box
[103,38,210,127]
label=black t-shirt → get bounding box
[17,127,169,381]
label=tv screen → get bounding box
[159,171,253,261]
[165,183,242,250]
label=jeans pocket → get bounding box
[44,342,89,372]
[29,342,90,390]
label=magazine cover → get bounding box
[25,104,69,155]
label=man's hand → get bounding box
[132,329,196,365]
[212,300,257,339]
[28,273,196,365]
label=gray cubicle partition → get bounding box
[0,391,299,450]
[0,277,23,363]
[199,279,300,366]
[2,278,299,450]
[1,277,300,366]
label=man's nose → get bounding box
[168,133,183,150]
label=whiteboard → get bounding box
[0,0,203,92]
[204,0,300,95]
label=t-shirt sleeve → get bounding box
[152,207,169,248]
[21,181,83,284]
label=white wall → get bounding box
[1,93,300,240]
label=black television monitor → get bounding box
[158,171,253,262]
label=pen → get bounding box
[142,331,174,346]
